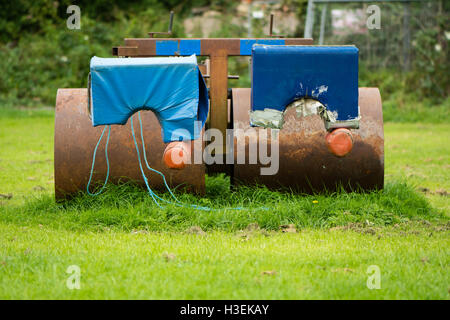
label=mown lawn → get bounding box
[0,108,448,299]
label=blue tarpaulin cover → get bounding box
[251,45,359,121]
[90,55,208,143]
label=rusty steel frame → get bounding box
[112,38,313,156]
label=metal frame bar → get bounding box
[113,38,311,57]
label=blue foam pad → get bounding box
[90,55,208,143]
[251,45,359,121]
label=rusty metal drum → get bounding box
[54,89,205,199]
[232,88,384,193]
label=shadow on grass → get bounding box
[0,175,445,232]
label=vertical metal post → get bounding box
[304,0,315,38]
[269,13,274,36]
[403,1,411,71]
[168,11,174,34]
[319,3,328,45]
[247,1,253,38]
[248,1,253,82]
[209,51,229,156]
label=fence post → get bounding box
[403,1,411,71]
[319,3,328,45]
[305,0,315,38]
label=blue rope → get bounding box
[130,116,163,208]
[133,112,255,211]
[138,112,183,203]
[137,112,213,210]
[86,113,257,211]
[87,125,111,196]
[131,114,211,210]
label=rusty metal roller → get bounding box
[54,89,205,200]
[232,88,384,193]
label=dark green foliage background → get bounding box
[0,0,448,121]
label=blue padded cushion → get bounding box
[251,45,359,121]
[90,55,208,143]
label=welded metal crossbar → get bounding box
[112,38,312,57]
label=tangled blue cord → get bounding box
[87,125,111,195]
[131,113,211,210]
[87,112,254,211]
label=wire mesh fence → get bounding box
[306,0,447,70]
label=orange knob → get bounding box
[163,141,191,169]
[325,128,353,157]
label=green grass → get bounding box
[0,107,449,299]
[384,122,450,212]
[358,68,450,124]
[0,223,448,299]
